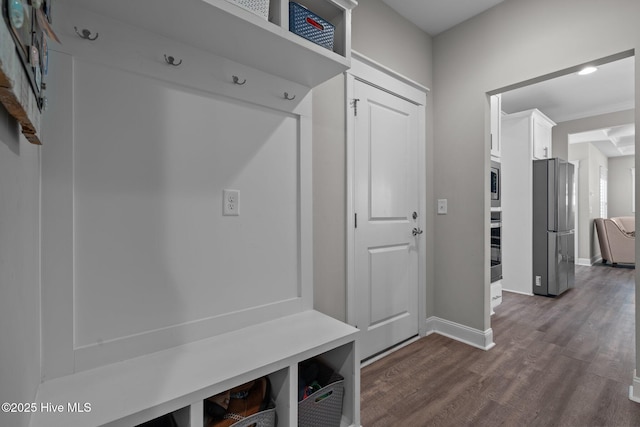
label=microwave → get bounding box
[490,160,501,208]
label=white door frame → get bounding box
[570,160,580,265]
[345,51,429,337]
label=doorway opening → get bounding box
[489,51,635,304]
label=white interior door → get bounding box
[354,79,421,360]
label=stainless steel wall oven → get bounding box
[491,160,501,208]
[491,210,502,282]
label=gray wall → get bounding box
[558,110,635,262]
[313,0,434,321]
[569,143,609,262]
[609,155,636,218]
[0,111,41,427]
[553,109,635,160]
[432,0,640,334]
[313,75,347,321]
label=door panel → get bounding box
[354,80,420,359]
[369,245,411,325]
[370,102,409,220]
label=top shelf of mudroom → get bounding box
[61,0,357,88]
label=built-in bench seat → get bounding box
[30,310,359,427]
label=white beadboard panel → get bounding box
[72,60,300,348]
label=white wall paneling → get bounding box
[44,52,309,374]
[42,2,315,378]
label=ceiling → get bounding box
[568,124,635,157]
[382,0,636,158]
[381,0,505,37]
[500,56,635,158]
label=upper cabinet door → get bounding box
[490,94,502,159]
[532,111,555,159]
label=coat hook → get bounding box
[232,75,247,85]
[164,55,183,66]
[74,26,99,41]
[283,92,296,101]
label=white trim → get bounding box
[501,288,534,297]
[632,167,636,213]
[345,55,429,342]
[630,371,640,403]
[576,256,603,266]
[570,160,579,265]
[345,72,356,327]
[351,51,431,95]
[425,317,495,351]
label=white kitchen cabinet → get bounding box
[503,108,555,160]
[490,280,502,314]
[500,108,555,295]
[490,94,502,159]
[532,112,555,159]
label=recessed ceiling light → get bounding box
[578,66,598,76]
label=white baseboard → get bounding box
[576,256,602,266]
[629,371,640,403]
[425,317,495,350]
[501,288,533,296]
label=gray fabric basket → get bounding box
[229,406,276,427]
[298,377,344,427]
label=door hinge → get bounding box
[354,213,357,228]
[351,98,360,116]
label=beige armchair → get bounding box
[594,217,635,265]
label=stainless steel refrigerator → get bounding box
[532,158,575,296]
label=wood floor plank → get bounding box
[361,264,640,426]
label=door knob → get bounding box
[412,227,423,236]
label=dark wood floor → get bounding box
[361,264,640,426]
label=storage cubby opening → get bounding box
[135,406,190,427]
[298,353,347,427]
[287,0,346,56]
[299,343,356,427]
[202,370,287,427]
[268,0,282,26]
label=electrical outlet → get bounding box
[223,190,239,216]
[437,199,448,215]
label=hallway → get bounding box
[361,265,640,426]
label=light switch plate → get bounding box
[223,189,239,216]
[437,199,447,215]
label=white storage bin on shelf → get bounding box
[224,0,269,20]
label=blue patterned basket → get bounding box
[289,2,335,51]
